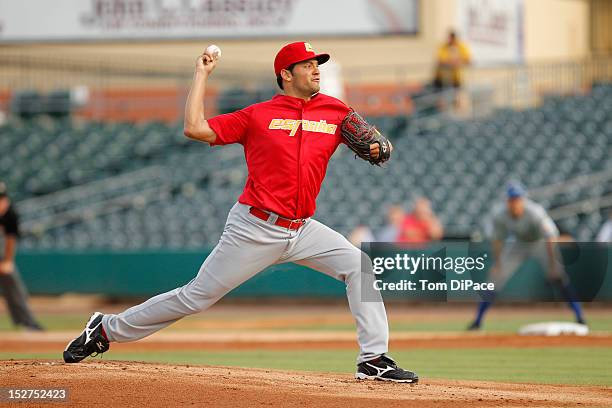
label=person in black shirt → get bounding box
[0,183,43,331]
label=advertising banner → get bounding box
[457,0,524,65]
[0,0,418,42]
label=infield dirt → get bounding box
[2,330,612,352]
[2,360,612,408]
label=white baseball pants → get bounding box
[102,202,388,363]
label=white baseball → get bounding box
[205,44,222,59]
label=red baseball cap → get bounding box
[274,42,330,75]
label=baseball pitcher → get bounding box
[63,42,417,383]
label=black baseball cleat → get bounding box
[355,354,418,383]
[20,322,45,332]
[467,320,481,331]
[63,312,109,363]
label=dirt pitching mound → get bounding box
[2,360,611,408]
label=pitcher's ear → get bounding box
[281,69,293,82]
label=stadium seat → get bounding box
[11,85,612,248]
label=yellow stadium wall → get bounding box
[524,0,590,61]
[0,0,596,122]
[0,0,592,84]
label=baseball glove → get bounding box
[341,110,391,165]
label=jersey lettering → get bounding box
[268,118,337,137]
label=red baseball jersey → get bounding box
[208,93,350,219]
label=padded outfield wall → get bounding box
[16,243,612,300]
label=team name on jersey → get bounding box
[268,119,337,137]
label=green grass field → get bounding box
[2,311,611,332]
